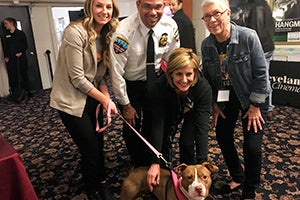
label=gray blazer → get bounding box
[50,23,107,117]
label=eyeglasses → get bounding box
[141,3,164,12]
[201,9,227,22]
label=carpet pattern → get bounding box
[0,89,299,200]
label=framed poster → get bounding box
[271,0,300,44]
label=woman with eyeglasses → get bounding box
[200,0,271,199]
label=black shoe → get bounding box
[99,183,115,200]
[218,184,242,194]
[267,111,272,121]
[241,189,255,199]
[27,91,34,98]
[87,191,103,200]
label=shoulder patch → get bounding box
[114,36,129,54]
[173,29,179,42]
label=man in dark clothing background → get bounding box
[230,0,275,119]
[169,0,197,53]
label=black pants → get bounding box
[6,55,30,93]
[121,80,152,167]
[180,111,208,165]
[216,90,267,192]
[58,97,105,193]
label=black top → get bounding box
[146,74,212,164]
[2,29,28,58]
[173,9,197,53]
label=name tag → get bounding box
[217,90,230,102]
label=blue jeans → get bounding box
[265,50,274,112]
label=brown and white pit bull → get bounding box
[120,162,218,200]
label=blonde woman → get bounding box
[146,48,212,191]
[50,0,119,199]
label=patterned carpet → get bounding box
[0,89,299,200]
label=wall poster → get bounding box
[272,0,300,44]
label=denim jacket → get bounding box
[201,23,271,109]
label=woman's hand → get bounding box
[243,104,265,133]
[212,103,225,127]
[147,164,160,192]
[103,99,118,115]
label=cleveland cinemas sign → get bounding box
[270,75,300,93]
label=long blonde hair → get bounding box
[73,0,119,68]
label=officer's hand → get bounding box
[122,104,138,126]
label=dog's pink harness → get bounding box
[115,109,194,199]
[171,170,189,200]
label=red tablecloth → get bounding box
[0,136,38,200]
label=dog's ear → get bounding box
[202,162,219,173]
[173,163,188,175]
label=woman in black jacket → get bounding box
[2,17,30,97]
[145,48,212,191]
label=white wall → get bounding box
[116,0,137,18]
[193,0,207,55]
[0,40,9,97]
[31,6,57,90]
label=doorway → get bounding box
[0,6,42,93]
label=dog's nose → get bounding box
[195,185,203,192]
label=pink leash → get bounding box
[95,99,163,161]
[117,113,188,199]
[96,104,185,199]
[117,113,171,167]
[96,101,166,163]
[95,100,112,133]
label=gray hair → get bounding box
[201,0,229,10]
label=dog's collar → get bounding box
[171,170,188,200]
[172,170,206,200]
[178,177,194,199]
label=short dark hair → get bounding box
[4,17,17,28]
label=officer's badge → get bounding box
[114,36,129,54]
[159,33,168,47]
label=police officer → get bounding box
[110,0,179,167]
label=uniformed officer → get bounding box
[110,0,180,167]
